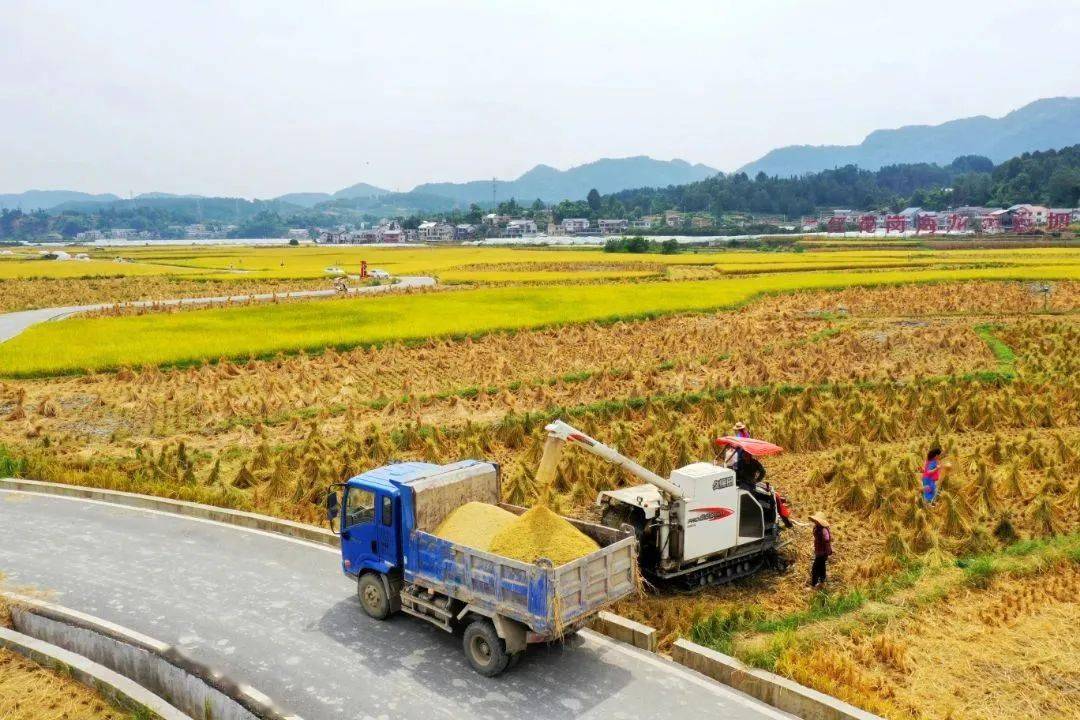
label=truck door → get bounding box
[341,487,378,574]
[376,494,400,564]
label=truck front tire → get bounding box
[358,573,391,620]
[463,618,510,677]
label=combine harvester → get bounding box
[541,420,789,590]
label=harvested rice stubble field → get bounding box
[0,591,139,720]
[1,247,1078,720]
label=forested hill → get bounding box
[0,190,121,210]
[412,156,718,204]
[739,97,1080,177]
[600,145,1080,217]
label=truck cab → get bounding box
[334,466,407,578]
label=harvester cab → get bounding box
[540,420,788,589]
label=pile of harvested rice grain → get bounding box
[433,501,517,551]
[489,505,599,566]
[433,503,601,566]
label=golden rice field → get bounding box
[2,247,1079,375]
[1,243,1078,720]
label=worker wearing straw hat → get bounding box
[809,512,833,588]
[733,421,750,438]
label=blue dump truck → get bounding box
[325,460,637,676]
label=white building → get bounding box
[287,228,309,240]
[1005,204,1050,225]
[184,224,219,239]
[561,218,590,233]
[319,230,350,243]
[505,219,538,237]
[598,219,628,235]
[418,221,454,242]
[75,230,103,241]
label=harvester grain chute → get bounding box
[539,420,789,589]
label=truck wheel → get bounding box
[358,573,391,620]
[462,618,510,677]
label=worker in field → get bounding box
[921,448,944,504]
[809,512,832,587]
[735,448,765,489]
[763,481,794,529]
[723,422,751,473]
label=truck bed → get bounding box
[404,504,636,636]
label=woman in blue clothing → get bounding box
[921,447,943,503]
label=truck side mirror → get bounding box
[325,490,340,528]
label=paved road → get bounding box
[0,276,436,343]
[0,491,793,720]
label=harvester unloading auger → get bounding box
[539,420,790,589]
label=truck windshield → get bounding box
[344,488,375,528]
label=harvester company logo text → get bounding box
[689,507,734,524]
[712,476,734,491]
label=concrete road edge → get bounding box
[3,592,304,720]
[0,624,191,720]
[672,639,885,720]
[0,477,338,546]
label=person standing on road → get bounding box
[809,512,832,587]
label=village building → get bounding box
[417,221,454,242]
[597,219,628,234]
[505,219,538,237]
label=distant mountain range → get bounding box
[0,157,718,213]
[739,97,1080,178]
[275,157,718,209]
[0,189,121,210]
[273,182,390,208]
[410,156,719,205]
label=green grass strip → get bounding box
[973,323,1017,376]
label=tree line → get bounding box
[601,145,1080,218]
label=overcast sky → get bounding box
[3,0,1078,198]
